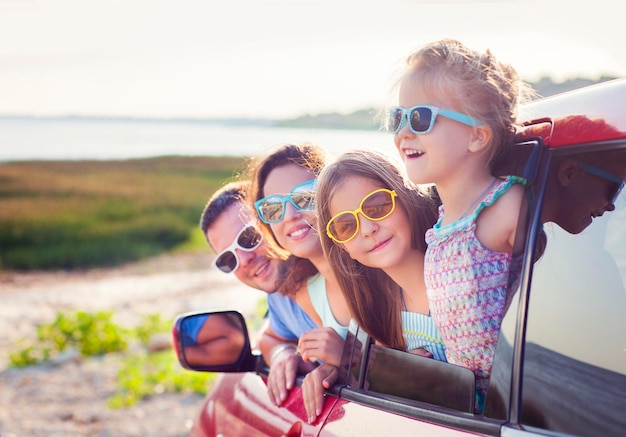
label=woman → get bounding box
[246,142,351,406]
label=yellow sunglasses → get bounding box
[326,188,398,244]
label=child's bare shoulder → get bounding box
[497,181,525,207]
[476,181,524,251]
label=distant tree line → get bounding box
[531,75,619,98]
[277,76,621,131]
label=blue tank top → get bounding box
[400,288,447,361]
[308,273,349,339]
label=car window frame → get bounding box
[516,140,626,436]
[488,138,626,432]
[485,138,550,423]
[332,321,502,435]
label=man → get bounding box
[201,180,346,408]
[199,180,316,345]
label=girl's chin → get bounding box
[355,258,377,268]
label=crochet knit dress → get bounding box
[424,176,525,411]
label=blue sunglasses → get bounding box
[385,105,482,135]
[577,161,624,204]
[254,179,317,224]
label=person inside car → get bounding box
[501,115,625,235]
[543,150,624,234]
[537,116,625,234]
[302,148,444,422]
[247,142,351,407]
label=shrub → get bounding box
[9,310,217,409]
[9,310,128,367]
[107,350,217,408]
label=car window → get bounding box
[340,319,370,388]
[521,149,626,436]
[364,345,475,412]
[340,320,476,413]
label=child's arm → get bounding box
[475,183,525,252]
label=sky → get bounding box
[1,0,624,119]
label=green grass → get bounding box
[8,311,176,368]
[0,156,246,270]
[8,310,129,367]
[9,310,217,408]
[174,226,209,253]
[107,350,217,409]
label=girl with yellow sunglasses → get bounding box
[302,148,444,422]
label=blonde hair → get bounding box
[316,149,439,349]
[397,38,535,167]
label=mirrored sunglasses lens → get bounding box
[410,107,433,132]
[291,191,316,210]
[259,200,284,223]
[238,226,262,249]
[362,191,395,219]
[387,108,403,132]
[329,214,358,242]
[215,251,237,273]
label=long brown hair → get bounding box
[316,149,439,349]
[245,142,328,296]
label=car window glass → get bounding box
[364,345,475,412]
[340,319,371,388]
[522,172,626,436]
[528,190,625,372]
[342,321,476,412]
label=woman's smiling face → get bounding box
[262,164,321,259]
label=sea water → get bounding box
[0,117,394,162]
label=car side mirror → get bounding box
[172,310,257,372]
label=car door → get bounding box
[318,319,503,436]
[487,132,626,437]
[517,144,626,436]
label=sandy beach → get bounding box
[0,251,262,436]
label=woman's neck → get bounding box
[310,256,340,293]
[308,252,329,277]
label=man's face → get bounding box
[206,202,283,292]
[551,156,625,234]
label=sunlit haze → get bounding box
[1,0,623,119]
